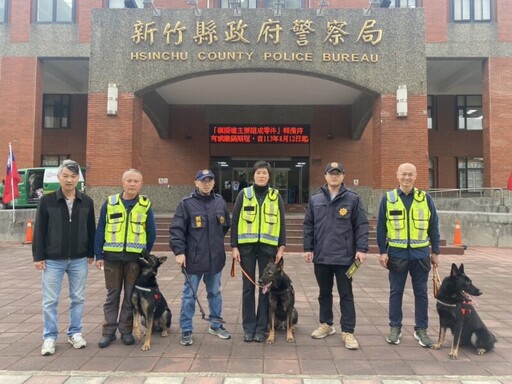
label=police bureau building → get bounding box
[86,7,425,209]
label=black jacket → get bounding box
[303,184,369,266]
[169,190,230,275]
[32,188,96,262]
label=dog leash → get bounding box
[231,258,263,289]
[181,267,225,324]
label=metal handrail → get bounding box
[428,187,505,206]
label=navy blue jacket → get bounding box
[32,188,96,262]
[170,190,231,275]
[303,185,369,266]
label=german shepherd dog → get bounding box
[259,258,298,344]
[131,251,172,351]
[432,263,496,359]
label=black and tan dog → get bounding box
[131,250,172,351]
[432,263,496,359]
[259,258,298,344]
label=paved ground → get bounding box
[0,243,511,384]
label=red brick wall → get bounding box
[372,94,430,189]
[497,0,512,42]
[0,57,42,171]
[41,94,88,166]
[424,0,448,43]
[9,0,31,42]
[482,57,512,188]
[86,93,144,185]
[78,0,104,43]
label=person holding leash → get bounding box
[231,160,286,342]
[95,169,156,348]
[170,169,231,346]
[32,159,96,356]
[304,162,369,350]
[377,162,440,347]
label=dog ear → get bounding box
[158,256,168,264]
[459,263,464,274]
[450,263,459,277]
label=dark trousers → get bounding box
[388,258,429,330]
[102,260,140,335]
[239,243,276,336]
[314,263,356,334]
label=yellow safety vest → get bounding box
[237,186,280,246]
[103,194,151,253]
[385,188,431,248]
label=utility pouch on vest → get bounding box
[411,208,429,230]
[129,213,147,234]
[263,204,278,224]
[242,206,257,223]
[387,257,409,273]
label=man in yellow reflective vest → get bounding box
[94,169,156,348]
[377,163,440,348]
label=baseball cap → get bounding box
[324,162,345,174]
[195,169,215,181]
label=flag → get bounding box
[4,144,20,204]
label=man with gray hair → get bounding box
[33,159,96,356]
[95,169,157,348]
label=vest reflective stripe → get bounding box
[385,188,430,249]
[103,194,151,253]
[238,186,280,246]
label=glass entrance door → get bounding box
[211,157,308,204]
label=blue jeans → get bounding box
[388,258,429,330]
[179,271,223,332]
[42,258,88,340]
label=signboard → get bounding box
[210,124,310,144]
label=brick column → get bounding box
[482,57,512,188]
[0,57,42,169]
[424,0,449,43]
[86,92,143,186]
[372,93,429,189]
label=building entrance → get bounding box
[211,157,309,204]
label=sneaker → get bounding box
[41,339,56,356]
[341,332,359,350]
[180,331,193,346]
[311,323,336,339]
[386,326,402,344]
[68,333,87,349]
[414,328,433,348]
[208,326,231,339]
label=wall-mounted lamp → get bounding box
[273,0,285,17]
[107,83,118,116]
[396,84,408,118]
[229,0,242,17]
[187,0,201,17]
[317,0,329,17]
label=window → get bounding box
[220,0,257,8]
[109,0,143,8]
[457,157,483,189]
[43,95,70,129]
[429,157,437,189]
[457,95,483,130]
[0,0,7,23]
[390,0,418,8]
[427,95,436,130]
[37,0,75,23]
[41,154,70,167]
[265,0,304,9]
[452,0,491,22]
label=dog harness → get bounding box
[135,285,165,313]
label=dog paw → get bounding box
[476,348,487,355]
[287,337,295,343]
[449,353,459,360]
[141,343,151,351]
[133,331,142,341]
[431,343,441,350]
[161,330,169,337]
[266,338,275,344]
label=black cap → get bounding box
[324,162,345,174]
[195,169,215,181]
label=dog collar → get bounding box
[135,285,152,292]
[436,299,456,307]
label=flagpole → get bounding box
[9,142,16,223]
